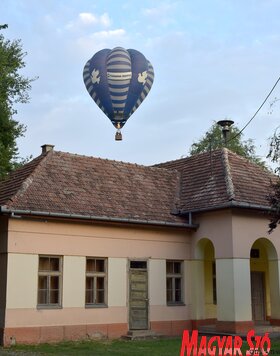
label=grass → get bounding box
[0,336,279,355]
[0,338,182,355]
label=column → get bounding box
[216,258,253,334]
[190,260,205,328]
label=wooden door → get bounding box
[251,272,266,321]
[129,261,148,330]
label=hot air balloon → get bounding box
[83,47,154,140]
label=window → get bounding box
[166,260,183,305]
[38,256,62,308]
[130,260,147,269]
[85,258,107,307]
[250,249,260,258]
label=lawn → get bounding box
[0,336,279,355]
[0,338,182,356]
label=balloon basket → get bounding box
[115,130,122,141]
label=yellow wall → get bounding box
[6,253,38,309]
[5,218,193,328]
[63,256,85,308]
[149,259,166,306]
[108,258,127,307]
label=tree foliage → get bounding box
[0,25,34,180]
[189,121,265,167]
[267,128,280,233]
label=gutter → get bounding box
[0,206,197,229]
[179,201,272,215]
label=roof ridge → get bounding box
[2,151,51,207]
[221,148,235,201]
[55,150,175,174]
[154,148,226,167]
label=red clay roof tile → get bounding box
[0,150,184,224]
[0,148,275,222]
[156,148,275,212]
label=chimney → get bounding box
[41,144,55,154]
[217,120,234,145]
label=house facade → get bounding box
[0,144,279,345]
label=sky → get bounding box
[1,0,280,165]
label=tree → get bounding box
[0,24,34,180]
[189,121,265,167]
[267,128,280,232]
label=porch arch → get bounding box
[250,238,280,324]
[191,238,217,326]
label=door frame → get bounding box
[128,259,149,330]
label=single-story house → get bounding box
[0,144,279,345]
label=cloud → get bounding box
[79,12,111,27]
[142,2,177,26]
[143,4,172,17]
[66,12,111,30]
[76,29,127,55]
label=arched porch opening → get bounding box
[250,238,280,325]
[192,238,217,327]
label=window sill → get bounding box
[85,304,108,309]
[167,302,185,307]
[37,305,62,310]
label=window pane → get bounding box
[175,278,181,289]
[96,290,104,303]
[50,290,59,304]
[96,277,104,289]
[96,259,105,272]
[174,262,181,274]
[50,258,60,272]
[86,290,94,304]
[39,257,49,271]
[166,261,173,274]
[38,290,47,304]
[175,289,181,302]
[166,277,172,290]
[86,277,94,290]
[166,289,172,302]
[50,276,59,289]
[86,259,95,272]
[175,278,182,302]
[166,277,173,302]
[130,261,147,269]
[38,276,47,289]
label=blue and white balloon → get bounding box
[83,47,154,139]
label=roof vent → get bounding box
[41,144,55,154]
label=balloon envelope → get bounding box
[83,47,154,129]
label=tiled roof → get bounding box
[0,150,185,225]
[0,148,275,223]
[155,148,275,212]
[0,154,47,207]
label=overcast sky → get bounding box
[2,0,280,165]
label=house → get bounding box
[0,144,279,345]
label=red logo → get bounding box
[180,329,271,356]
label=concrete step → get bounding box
[122,330,163,340]
[198,324,280,339]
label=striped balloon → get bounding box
[83,47,154,132]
